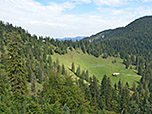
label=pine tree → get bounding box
[56,58,59,67]
[62,64,65,75]
[100,75,113,110]
[132,81,136,91]
[71,62,75,73]
[148,93,152,104]
[138,63,143,75]
[81,70,85,79]
[7,32,28,95]
[31,72,36,96]
[118,79,122,93]
[140,98,152,113]
[0,47,7,66]
[131,55,135,65]
[120,84,130,113]
[0,64,7,95]
[38,59,45,83]
[114,83,117,90]
[48,54,52,70]
[128,100,140,113]
[76,65,81,77]
[85,70,89,82]
[43,49,47,63]
[89,75,99,107]
[57,65,60,73]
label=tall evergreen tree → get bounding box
[48,54,52,70]
[118,79,122,93]
[0,64,7,95]
[76,65,81,77]
[89,75,100,108]
[131,55,135,65]
[61,64,65,75]
[138,63,143,75]
[85,70,89,82]
[71,62,75,73]
[7,32,28,95]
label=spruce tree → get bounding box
[138,63,143,75]
[48,54,52,70]
[71,62,75,73]
[118,79,122,93]
[81,70,85,79]
[7,32,28,95]
[0,64,7,95]
[85,70,89,82]
[76,65,81,77]
[31,72,36,96]
[57,65,60,73]
[132,81,136,91]
[62,64,65,75]
[89,75,99,107]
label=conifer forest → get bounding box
[0,16,152,114]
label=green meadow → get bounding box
[51,49,141,86]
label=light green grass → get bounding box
[51,49,141,86]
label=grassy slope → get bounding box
[51,49,141,86]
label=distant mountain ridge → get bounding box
[56,36,85,41]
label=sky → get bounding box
[0,0,152,38]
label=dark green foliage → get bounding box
[132,81,136,91]
[76,65,81,77]
[1,17,152,113]
[131,55,135,65]
[42,71,94,113]
[138,63,143,75]
[31,72,36,95]
[0,64,8,95]
[114,83,117,90]
[38,61,45,84]
[81,70,85,79]
[100,75,116,110]
[140,98,152,113]
[118,79,122,93]
[71,62,75,73]
[123,55,130,69]
[7,32,28,95]
[85,70,89,82]
[57,65,61,73]
[89,75,99,107]
[119,84,130,113]
[48,54,52,71]
[128,100,141,114]
[61,64,65,75]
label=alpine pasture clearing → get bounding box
[51,49,141,86]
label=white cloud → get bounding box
[0,0,152,38]
[0,0,77,37]
[71,0,92,3]
[141,0,152,2]
[0,0,109,38]
[93,0,129,6]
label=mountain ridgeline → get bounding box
[83,16,152,58]
[0,16,152,113]
[85,16,152,41]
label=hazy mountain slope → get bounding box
[56,36,85,41]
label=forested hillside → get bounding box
[85,16,152,41]
[0,16,152,113]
